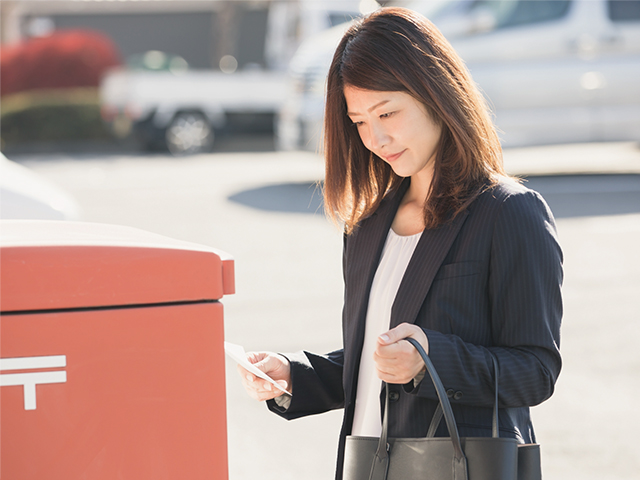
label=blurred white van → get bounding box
[99,0,379,155]
[277,0,640,151]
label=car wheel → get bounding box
[165,112,214,155]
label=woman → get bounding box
[237,7,562,479]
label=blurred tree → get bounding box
[0,29,122,148]
[1,29,121,96]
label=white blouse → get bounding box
[351,228,422,437]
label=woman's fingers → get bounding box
[237,365,283,401]
[236,352,292,401]
[378,323,429,353]
[374,323,428,383]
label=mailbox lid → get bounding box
[0,220,235,312]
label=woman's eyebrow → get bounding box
[347,99,391,117]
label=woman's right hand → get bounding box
[237,351,292,401]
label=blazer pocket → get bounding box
[434,262,481,281]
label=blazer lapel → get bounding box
[389,209,469,329]
[343,181,409,392]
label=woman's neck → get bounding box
[406,168,433,205]
[391,168,433,236]
[403,172,433,205]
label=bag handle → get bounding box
[427,351,500,438]
[374,337,467,468]
[489,351,500,438]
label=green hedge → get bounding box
[1,103,111,146]
[1,88,113,148]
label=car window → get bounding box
[608,0,640,21]
[328,12,360,27]
[422,0,473,20]
[469,0,571,30]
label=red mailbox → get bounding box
[0,220,234,479]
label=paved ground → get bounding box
[12,141,640,480]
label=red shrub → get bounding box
[1,29,122,96]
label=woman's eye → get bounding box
[380,112,394,119]
[352,121,363,127]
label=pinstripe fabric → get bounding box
[268,177,563,480]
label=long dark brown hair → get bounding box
[323,7,506,233]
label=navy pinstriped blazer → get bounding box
[268,177,563,480]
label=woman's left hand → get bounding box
[374,323,428,384]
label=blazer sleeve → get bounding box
[267,349,345,420]
[411,189,563,408]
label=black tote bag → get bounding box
[343,337,539,480]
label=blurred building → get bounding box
[1,0,374,153]
[0,0,367,72]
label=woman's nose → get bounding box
[366,123,389,151]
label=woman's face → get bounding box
[344,86,441,179]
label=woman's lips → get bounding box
[384,149,406,163]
